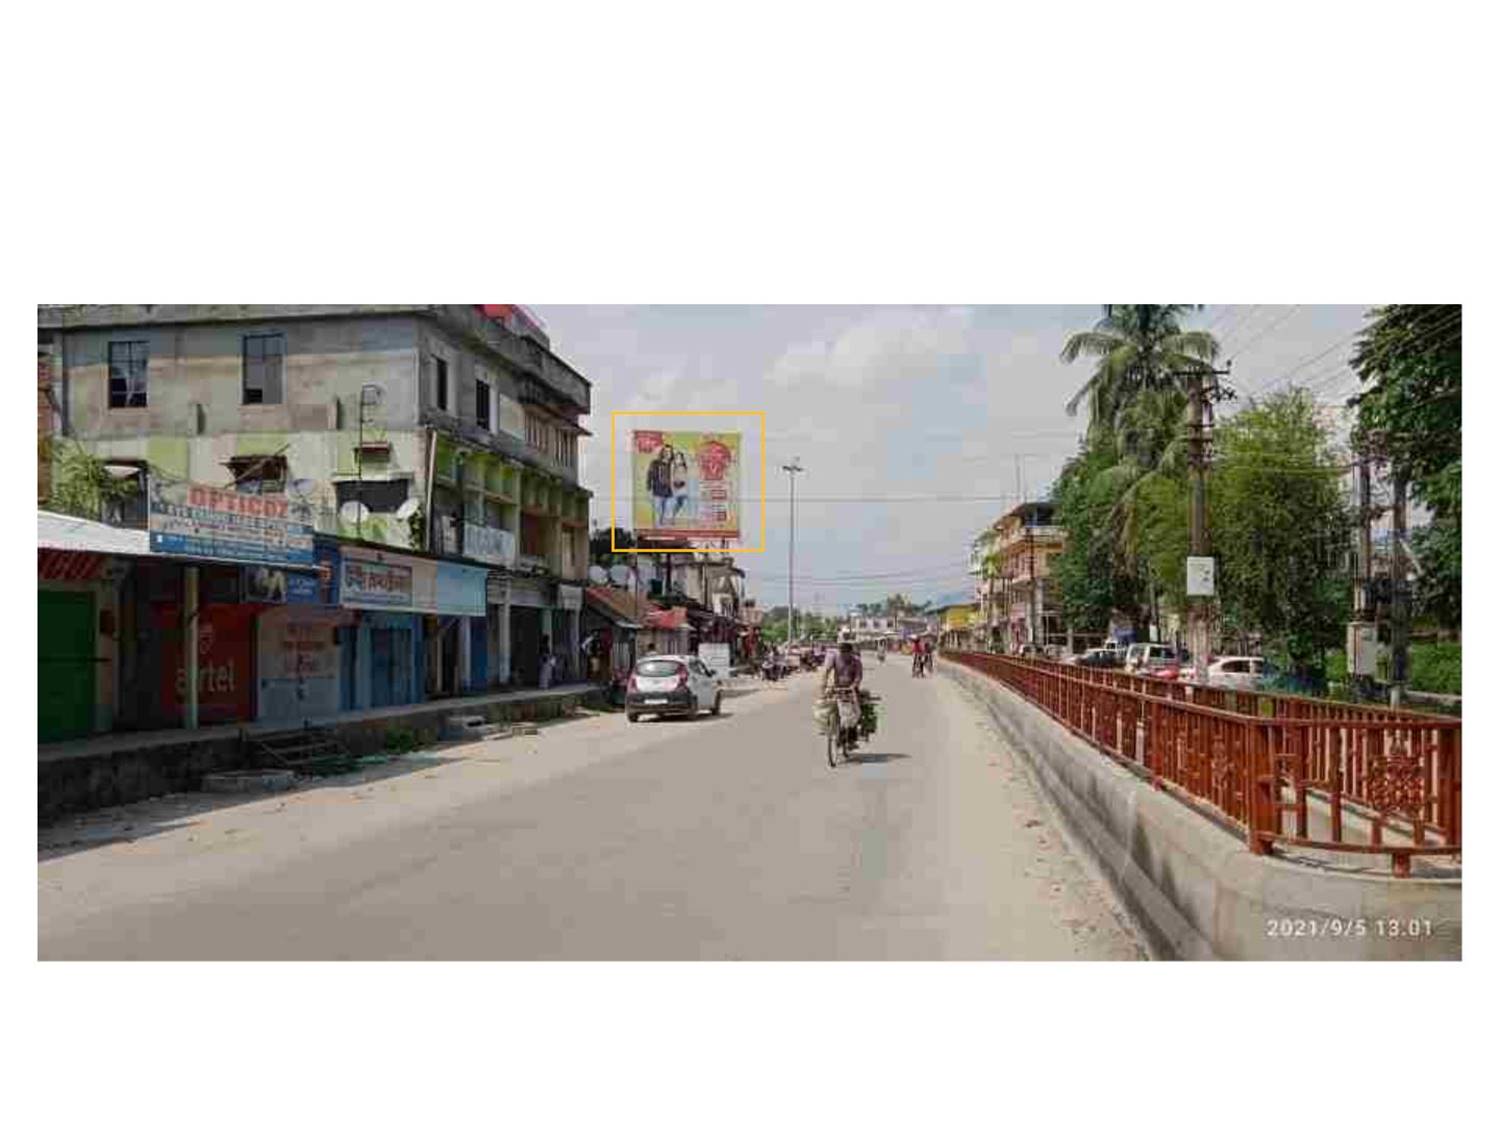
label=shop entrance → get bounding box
[38,590,95,742]
[371,626,413,708]
[510,606,544,687]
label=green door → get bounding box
[39,590,96,742]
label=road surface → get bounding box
[39,660,1145,959]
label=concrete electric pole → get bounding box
[781,458,804,645]
[1186,362,1231,683]
[1390,470,1410,708]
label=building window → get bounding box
[226,455,288,494]
[108,341,148,408]
[476,378,493,432]
[435,356,449,412]
[102,461,148,527]
[335,478,411,514]
[241,333,285,405]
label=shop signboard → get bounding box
[464,523,517,568]
[149,479,315,566]
[699,642,731,678]
[632,430,741,540]
[341,553,415,609]
[431,561,487,617]
[557,584,583,611]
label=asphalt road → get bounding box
[39,661,1145,960]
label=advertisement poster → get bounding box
[149,480,315,566]
[156,603,255,725]
[632,430,740,539]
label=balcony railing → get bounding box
[943,651,1460,877]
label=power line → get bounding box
[1227,305,1302,359]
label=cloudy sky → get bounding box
[535,305,1374,612]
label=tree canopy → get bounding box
[1350,304,1461,627]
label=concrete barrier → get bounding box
[941,658,1461,960]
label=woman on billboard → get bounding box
[669,449,692,525]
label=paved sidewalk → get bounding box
[39,683,602,763]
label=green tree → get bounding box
[1050,434,1147,634]
[1059,304,1219,433]
[1210,389,1352,672]
[47,442,138,522]
[1350,304,1461,627]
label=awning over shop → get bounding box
[584,586,650,629]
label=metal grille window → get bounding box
[107,341,149,408]
[242,333,285,405]
[476,379,493,431]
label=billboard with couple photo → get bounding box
[632,430,741,539]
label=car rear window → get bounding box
[636,659,682,677]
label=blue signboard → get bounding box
[149,480,315,566]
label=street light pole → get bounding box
[781,458,804,646]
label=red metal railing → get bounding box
[944,651,1461,876]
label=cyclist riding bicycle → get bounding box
[822,631,864,695]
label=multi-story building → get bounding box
[37,304,592,714]
[982,501,1068,650]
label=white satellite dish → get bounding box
[339,500,370,524]
[588,565,608,586]
[609,564,633,588]
[288,478,317,498]
[394,498,421,520]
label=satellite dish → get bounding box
[609,564,633,588]
[588,565,608,586]
[339,501,370,524]
[288,478,317,498]
[395,498,421,520]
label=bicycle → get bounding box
[824,686,861,768]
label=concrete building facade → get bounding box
[38,304,592,699]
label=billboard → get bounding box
[150,480,315,566]
[632,430,740,539]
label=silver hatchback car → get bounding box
[625,654,724,722]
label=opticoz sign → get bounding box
[150,480,315,566]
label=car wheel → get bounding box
[627,712,640,723]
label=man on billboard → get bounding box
[646,442,676,526]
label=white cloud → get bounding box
[766,305,976,388]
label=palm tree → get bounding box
[1059,305,1220,433]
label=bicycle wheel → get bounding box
[826,726,838,768]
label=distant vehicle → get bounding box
[1201,656,1270,691]
[1126,643,1189,676]
[625,655,723,722]
[1017,643,1045,659]
[1077,647,1123,669]
[1043,644,1068,662]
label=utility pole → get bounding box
[1390,470,1410,708]
[781,458,804,646]
[1349,445,1377,700]
[1186,362,1231,682]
